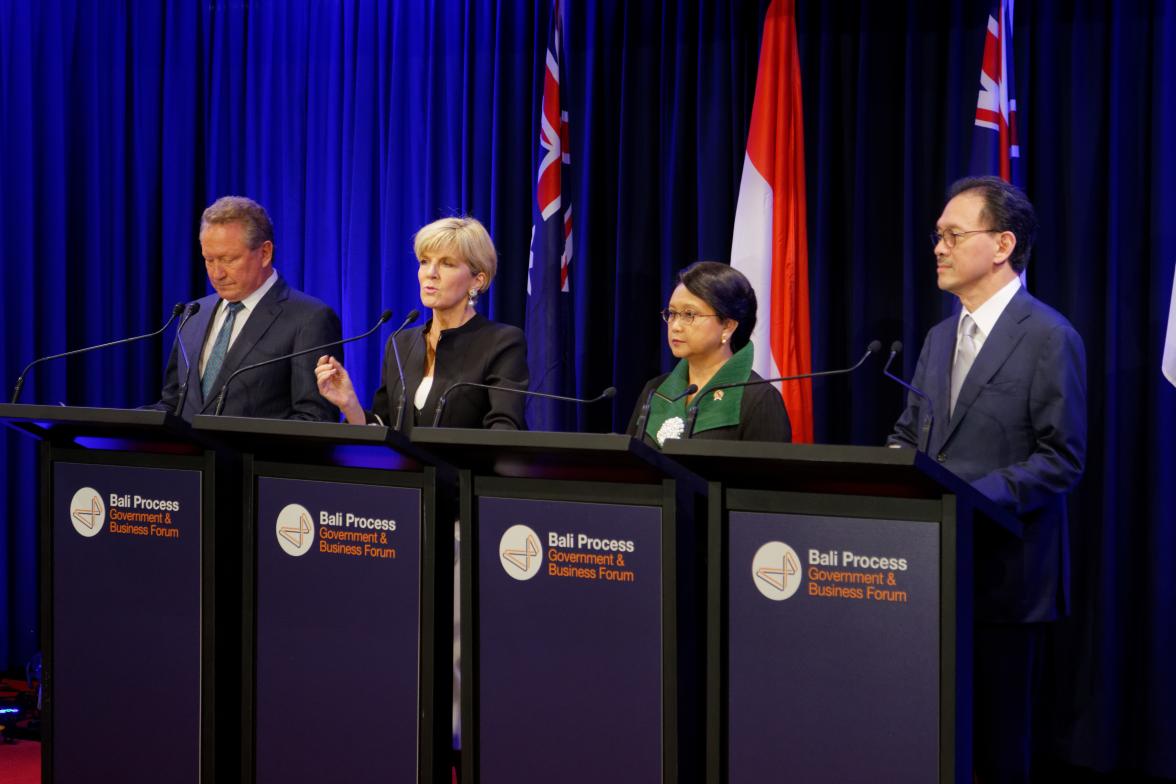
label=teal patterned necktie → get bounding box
[201,301,245,399]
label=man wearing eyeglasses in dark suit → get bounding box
[889,176,1087,784]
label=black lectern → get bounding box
[660,439,1022,784]
[0,404,225,784]
[410,429,707,784]
[192,415,454,784]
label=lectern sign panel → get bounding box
[255,477,421,784]
[477,496,663,784]
[52,461,202,784]
[728,511,940,784]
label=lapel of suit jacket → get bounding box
[399,327,427,425]
[183,294,219,408]
[422,314,481,424]
[200,277,289,413]
[939,287,1033,447]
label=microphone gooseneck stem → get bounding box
[682,344,880,438]
[389,309,419,432]
[213,309,392,416]
[11,304,183,404]
[632,387,659,441]
[392,338,407,432]
[432,382,615,428]
[881,342,935,454]
[173,303,201,417]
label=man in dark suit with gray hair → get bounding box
[154,195,341,421]
[889,176,1087,783]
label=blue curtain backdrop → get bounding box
[1,0,1173,778]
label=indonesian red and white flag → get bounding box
[730,0,813,442]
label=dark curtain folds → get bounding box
[794,1,1176,777]
[1,0,1173,778]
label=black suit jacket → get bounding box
[367,312,528,435]
[889,287,1087,622]
[154,276,342,421]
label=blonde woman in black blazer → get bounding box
[315,216,528,434]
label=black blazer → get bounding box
[367,312,528,435]
[154,276,341,422]
[626,370,792,444]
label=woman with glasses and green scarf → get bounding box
[627,261,791,447]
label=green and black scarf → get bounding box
[644,342,754,446]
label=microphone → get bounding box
[684,341,883,436]
[172,302,202,416]
[880,340,935,453]
[11,303,185,404]
[633,383,699,441]
[432,382,615,427]
[389,309,421,431]
[213,309,393,416]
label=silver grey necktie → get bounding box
[949,314,979,417]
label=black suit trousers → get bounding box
[974,622,1048,784]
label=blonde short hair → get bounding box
[413,216,498,293]
[200,195,274,249]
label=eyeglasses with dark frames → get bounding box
[660,309,722,326]
[929,228,999,249]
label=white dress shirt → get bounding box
[955,275,1021,361]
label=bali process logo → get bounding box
[69,487,106,537]
[276,503,315,557]
[499,524,543,581]
[752,541,803,600]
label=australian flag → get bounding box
[525,0,576,431]
[969,0,1024,188]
